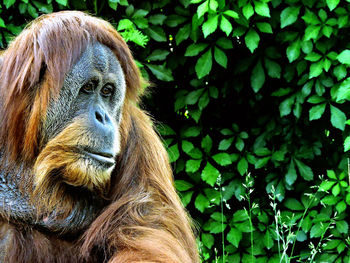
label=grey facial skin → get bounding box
[44,42,126,149]
[0,42,126,235]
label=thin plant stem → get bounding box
[290,192,318,259]
[219,185,225,263]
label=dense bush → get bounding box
[1,0,350,262]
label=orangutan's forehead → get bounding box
[65,42,123,85]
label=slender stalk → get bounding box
[248,197,254,263]
[219,185,225,263]
[290,192,318,259]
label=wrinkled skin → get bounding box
[0,42,126,236]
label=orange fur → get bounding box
[0,11,199,262]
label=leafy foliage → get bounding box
[1,0,350,262]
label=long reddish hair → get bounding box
[0,11,140,163]
[0,11,199,262]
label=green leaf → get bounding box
[242,3,254,19]
[0,18,5,28]
[175,24,191,45]
[256,22,273,34]
[220,16,233,36]
[146,64,174,81]
[337,202,347,216]
[144,26,167,42]
[146,49,170,61]
[201,135,213,153]
[305,52,322,62]
[330,105,346,130]
[209,220,227,234]
[321,195,339,205]
[4,0,16,8]
[118,19,133,31]
[195,193,209,212]
[302,9,320,25]
[320,180,336,191]
[168,144,179,162]
[56,0,68,6]
[216,37,233,49]
[295,159,314,181]
[218,137,234,150]
[307,95,326,104]
[214,47,227,68]
[324,240,342,250]
[201,233,214,249]
[337,50,350,65]
[32,1,53,13]
[185,43,208,57]
[186,88,205,105]
[227,227,242,248]
[132,9,149,18]
[284,198,304,211]
[107,0,117,10]
[186,159,202,173]
[158,124,176,136]
[332,183,340,196]
[222,181,236,202]
[336,220,348,234]
[202,15,219,38]
[251,60,265,92]
[280,6,300,28]
[27,3,39,18]
[201,162,220,186]
[149,14,167,25]
[310,222,327,238]
[180,191,193,207]
[212,153,232,166]
[223,10,239,19]
[182,140,194,154]
[198,91,210,110]
[305,25,321,41]
[195,49,212,79]
[286,160,297,185]
[265,59,281,78]
[327,170,337,179]
[187,148,203,159]
[344,136,350,152]
[254,1,270,17]
[233,210,249,222]
[245,29,260,53]
[175,180,194,191]
[322,26,333,38]
[309,103,326,121]
[264,230,274,249]
[333,65,347,81]
[326,0,340,11]
[235,137,244,152]
[279,96,295,117]
[286,39,301,62]
[197,0,209,18]
[165,15,187,27]
[309,61,323,78]
[211,212,226,222]
[182,126,201,138]
[209,0,218,11]
[336,77,350,101]
[237,158,248,176]
[272,87,292,97]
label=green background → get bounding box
[1,0,350,262]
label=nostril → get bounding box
[95,111,104,124]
